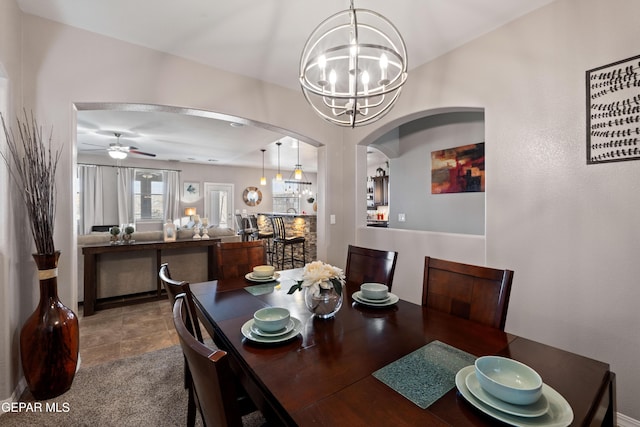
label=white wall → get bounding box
[388,112,485,234]
[0,0,29,403]
[350,0,640,419]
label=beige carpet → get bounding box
[0,345,266,427]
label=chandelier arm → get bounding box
[321,97,348,117]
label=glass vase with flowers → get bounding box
[288,261,346,319]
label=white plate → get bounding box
[356,292,392,304]
[241,317,302,344]
[465,370,549,418]
[456,366,573,427]
[245,272,280,283]
[352,291,399,307]
[250,319,295,337]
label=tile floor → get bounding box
[78,298,178,368]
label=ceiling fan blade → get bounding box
[130,150,156,157]
[80,142,107,148]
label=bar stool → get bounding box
[248,215,274,264]
[270,216,306,269]
[234,214,252,241]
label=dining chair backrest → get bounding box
[173,295,246,427]
[159,263,203,343]
[214,240,267,279]
[422,256,514,330]
[345,245,398,291]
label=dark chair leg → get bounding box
[187,381,197,427]
[280,242,286,270]
[302,242,306,265]
[290,244,295,269]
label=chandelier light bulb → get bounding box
[379,53,389,85]
[318,55,328,87]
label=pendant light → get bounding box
[260,149,267,185]
[275,142,283,181]
[294,141,303,180]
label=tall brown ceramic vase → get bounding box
[20,251,80,400]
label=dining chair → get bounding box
[213,240,267,280]
[270,216,306,270]
[159,263,203,342]
[345,244,398,291]
[422,256,514,330]
[172,295,264,427]
[158,263,203,427]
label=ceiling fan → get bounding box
[107,132,156,159]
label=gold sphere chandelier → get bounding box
[299,0,408,127]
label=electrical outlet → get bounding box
[330,214,336,224]
[398,213,406,222]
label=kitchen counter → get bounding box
[367,220,388,228]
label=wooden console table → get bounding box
[81,238,221,316]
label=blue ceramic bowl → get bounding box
[253,307,290,332]
[360,283,389,300]
[475,356,543,405]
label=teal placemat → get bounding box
[244,283,277,296]
[373,340,476,409]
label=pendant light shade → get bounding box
[294,141,303,180]
[260,149,267,185]
[275,142,283,181]
[299,0,408,127]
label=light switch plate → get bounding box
[398,213,406,222]
[330,214,336,224]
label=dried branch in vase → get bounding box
[1,111,61,255]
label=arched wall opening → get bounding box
[357,107,485,234]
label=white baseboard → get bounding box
[619,412,640,427]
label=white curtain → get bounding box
[163,170,180,222]
[117,167,135,226]
[79,165,104,234]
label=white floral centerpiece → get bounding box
[288,261,346,318]
[287,260,346,296]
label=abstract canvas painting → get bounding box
[431,143,485,194]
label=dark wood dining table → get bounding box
[190,270,616,426]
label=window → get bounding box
[134,170,164,220]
